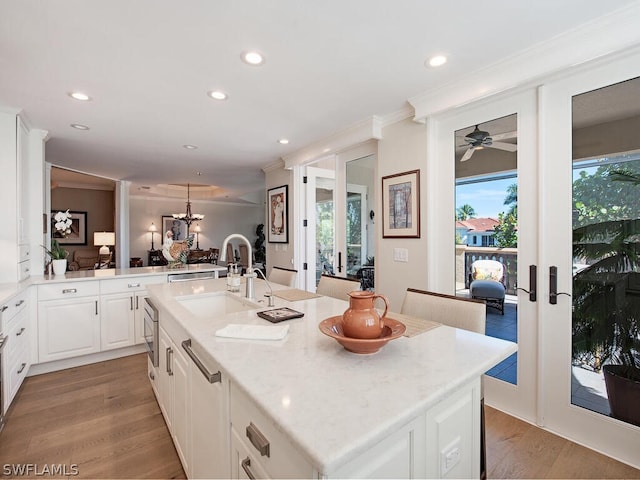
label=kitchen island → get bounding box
[147,278,517,479]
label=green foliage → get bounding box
[571,164,640,371]
[43,239,68,260]
[456,204,476,221]
[493,211,518,247]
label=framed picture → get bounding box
[267,185,288,243]
[382,169,420,238]
[53,210,87,245]
[162,216,188,242]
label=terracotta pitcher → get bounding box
[342,291,389,339]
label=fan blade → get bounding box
[460,147,475,162]
[491,130,517,141]
[489,141,517,152]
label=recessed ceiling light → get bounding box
[183,144,198,150]
[427,55,447,68]
[241,51,265,66]
[70,123,90,130]
[208,90,228,101]
[69,92,91,101]
[278,138,289,145]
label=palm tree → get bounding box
[456,204,476,221]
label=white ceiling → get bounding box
[1,0,636,201]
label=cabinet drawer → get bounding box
[6,307,28,361]
[100,275,166,294]
[18,244,30,263]
[18,260,30,281]
[7,347,29,406]
[1,290,27,322]
[38,281,100,301]
[230,382,313,479]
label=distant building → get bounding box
[456,217,500,246]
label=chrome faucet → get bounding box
[252,267,275,307]
[220,234,255,299]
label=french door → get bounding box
[540,49,640,468]
[433,89,539,423]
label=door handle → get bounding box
[241,457,256,479]
[166,347,173,376]
[515,265,537,302]
[549,266,571,304]
[337,252,343,273]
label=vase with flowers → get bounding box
[43,210,72,274]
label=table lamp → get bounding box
[194,224,202,250]
[149,222,158,250]
[94,231,115,255]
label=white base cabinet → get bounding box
[2,290,30,413]
[37,282,101,363]
[100,292,135,350]
[154,317,229,479]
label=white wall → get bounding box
[377,118,428,310]
[129,195,264,266]
[264,166,293,274]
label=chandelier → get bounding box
[172,183,204,230]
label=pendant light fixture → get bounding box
[172,183,204,233]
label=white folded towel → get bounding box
[215,324,290,341]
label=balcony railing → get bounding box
[456,245,518,295]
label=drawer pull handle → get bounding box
[241,457,256,479]
[17,362,26,374]
[246,422,270,457]
[1,305,8,312]
[128,283,141,288]
[15,299,24,307]
[182,339,221,384]
[166,347,173,376]
[16,327,25,336]
[62,288,77,294]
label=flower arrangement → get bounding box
[43,210,73,260]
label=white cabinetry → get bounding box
[37,282,100,363]
[153,313,229,479]
[99,292,135,350]
[230,382,313,479]
[2,290,30,413]
[100,276,166,348]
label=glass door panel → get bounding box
[570,79,640,425]
[455,114,519,385]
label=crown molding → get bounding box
[262,158,285,173]
[409,2,640,121]
[282,115,383,169]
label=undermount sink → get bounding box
[176,292,258,316]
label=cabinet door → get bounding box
[157,328,174,430]
[190,349,229,479]
[133,292,147,345]
[172,345,191,476]
[100,293,135,350]
[38,297,100,362]
[231,428,270,480]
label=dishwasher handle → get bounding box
[182,339,221,384]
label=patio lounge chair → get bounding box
[469,259,506,315]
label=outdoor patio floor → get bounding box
[471,295,610,416]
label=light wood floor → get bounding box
[1,354,638,479]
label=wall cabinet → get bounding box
[2,290,30,414]
[37,282,100,363]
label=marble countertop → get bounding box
[147,278,517,474]
[0,264,227,309]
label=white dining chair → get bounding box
[315,274,361,301]
[268,266,297,287]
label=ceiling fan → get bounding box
[458,124,517,162]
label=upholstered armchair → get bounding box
[68,248,100,271]
[469,259,506,314]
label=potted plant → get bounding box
[572,169,640,427]
[43,210,72,274]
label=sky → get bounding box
[455,177,515,219]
